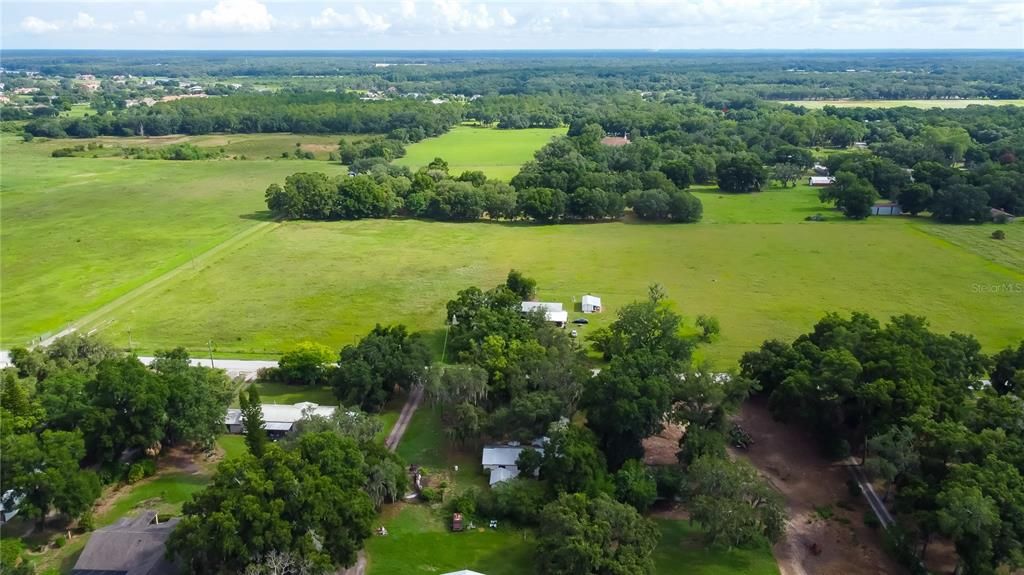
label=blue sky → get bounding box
[2,0,1022,50]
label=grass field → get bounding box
[652,520,779,575]
[0,133,348,346]
[394,125,565,181]
[78,197,1022,366]
[778,99,1024,109]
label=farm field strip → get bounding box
[394,125,566,180]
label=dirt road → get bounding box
[385,384,424,452]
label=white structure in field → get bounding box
[808,176,836,186]
[224,402,336,437]
[581,295,602,313]
[521,301,568,327]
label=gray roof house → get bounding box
[224,402,336,436]
[482,440,546,486]
[71,511,180,575]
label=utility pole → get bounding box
[128,328,133,352]
[441,315,458,364]
[207,339,214,368]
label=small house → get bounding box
[71,511,180,575]
[813,164,830,176]
[991,208,1015,223]
[521,301,568,327]
[224,402,336,438]
[853,142,869,149]
[870,202,902,216]
[581,295,602,314]
[808,176,836,186]
[482,441,545,486]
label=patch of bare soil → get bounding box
[649,501,690,521]
[733,399,905,575]
[643,421,684,465]
[301,143,338,152]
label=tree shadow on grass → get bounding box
[238,210,276,222]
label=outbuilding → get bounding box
[71,511,180,575]
[482,441,545,486]
[808,176,836,186]
[870,202,903,216]
[581,295,602,314]
[521,301,568,327]
[224,402,336,438]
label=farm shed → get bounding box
[224,402,336,437]
[521,301,568,327]
[482,442,545,486]
[808,176,836,186]
[870,202,903,216]
[581,295,602,313]
[71,511,180,575]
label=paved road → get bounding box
[137,356,278,382]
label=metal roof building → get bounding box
[224,402,336,435]
[71,511,180,575]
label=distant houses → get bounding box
[224,402,336,438]
[808,176,836,186]
[520,301,568,327]
[482,442,545,486]
[71,511,179,575]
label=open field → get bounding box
[76,197,1023,366]
[394,125,565,181]
[652,520,779,575]
[778,99,1024,109]
[0,133,348,346]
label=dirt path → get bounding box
[732,399,905,575]
[56,220,279,341]
[385,384,424,452]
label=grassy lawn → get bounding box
[394,125,565,181]
[778,99,1024,109]
[652,519,779,575]
[365,504,536,575]
[216,434,249,460]
[82,192,1022,366]
[250,381,338,405]
[913,219,1024,273]
[0,133,348,346]
[96,472,208,526]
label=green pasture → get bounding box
[80,199,1022,366]
[778,99,1024,109]
[394,125,566,181]
[0,133,348,346]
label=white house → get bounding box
[521,302,568,327]
[581,295,602,314]
[224,402,336,437]
[808,176,836,186]
[482,442,545,486]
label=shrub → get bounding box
[992,229,1006,240]
[79,510,96,532]
[54,535,67,548]
[127,463,146,484]
[420,487,438,503]
[446,488,479,518]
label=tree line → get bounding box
[1,336,233,531]
[741,314,1024,574]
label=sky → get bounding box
[1,0,1022,51]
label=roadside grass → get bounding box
[250,381,338,405]
[652,519,780,575]
[777,99,1024,109]
[0,133,349,346]
[90,212,1023,367]
[365,504,536,575]
[394,125,565,181]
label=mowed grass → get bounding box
[97,472,208,526]
[778,99,1024,109]
[913,220,1024,273]
[85,189,1023,366]
[394,125,566,181]
[652,520,779,575]
[250,381,338,406]
[0,133,348,346]
[366,504,536,575]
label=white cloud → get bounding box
[499,7,516,27]
[20,16,61,34]
[311,6,391,32]
[129,10,148,26]
[186,0,274,33]
[400,0,418,19]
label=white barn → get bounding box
[521,301,568,327]
[581,295,602,313]
[224,402,336,437]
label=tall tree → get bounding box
[240,386,268,458]
[688,456,785,548]
[536,493,659,575]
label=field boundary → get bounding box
[71,221,279,339]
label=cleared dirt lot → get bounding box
[732,399,905,575]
